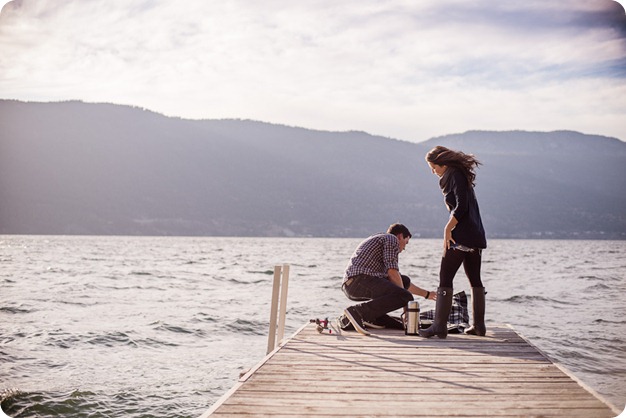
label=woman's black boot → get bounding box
[465,287,486,336]
[419,287,453,339]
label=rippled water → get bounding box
[1,236,625,417]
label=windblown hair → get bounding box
[425,146,482,187]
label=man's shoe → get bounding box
[363,320,386,329]
[344,306,370,336]
[376,314,405,330]
[364,314,405,329]
[336,314,354,331]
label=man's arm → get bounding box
[387,268,404,288]
[408,283,437,300]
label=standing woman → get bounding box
[420,146,487,338]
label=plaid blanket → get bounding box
[420,290,470,333]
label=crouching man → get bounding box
[340,223,436,335]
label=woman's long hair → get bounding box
[425,146,481,187]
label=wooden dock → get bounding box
[201,323,620,417]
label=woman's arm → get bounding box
[443,170,469,250]
[444,215,458,250]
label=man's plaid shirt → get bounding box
[343,233,400,283]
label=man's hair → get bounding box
[387,223,412,238]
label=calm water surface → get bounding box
[1,236,625,417]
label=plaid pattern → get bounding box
[343,233,400,282]
[420,291,470,332]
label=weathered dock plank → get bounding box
[201,324,620,417]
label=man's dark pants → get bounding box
[342,274,413,322]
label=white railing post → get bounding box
[276,264,290,344]
[266,264,289,354]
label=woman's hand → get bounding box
[443,216,458,250]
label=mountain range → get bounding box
[1,100,625,239]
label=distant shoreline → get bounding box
[1,233,624,240]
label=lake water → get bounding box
[1,236,625,417]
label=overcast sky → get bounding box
[1,0,625,142]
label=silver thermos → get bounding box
[405,300,420,335]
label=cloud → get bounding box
[0,0,624,142]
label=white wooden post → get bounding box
[266,264,290,354]
[267,265,281,354]
[276,264,290,344]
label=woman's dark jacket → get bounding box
[440,167,487,249]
